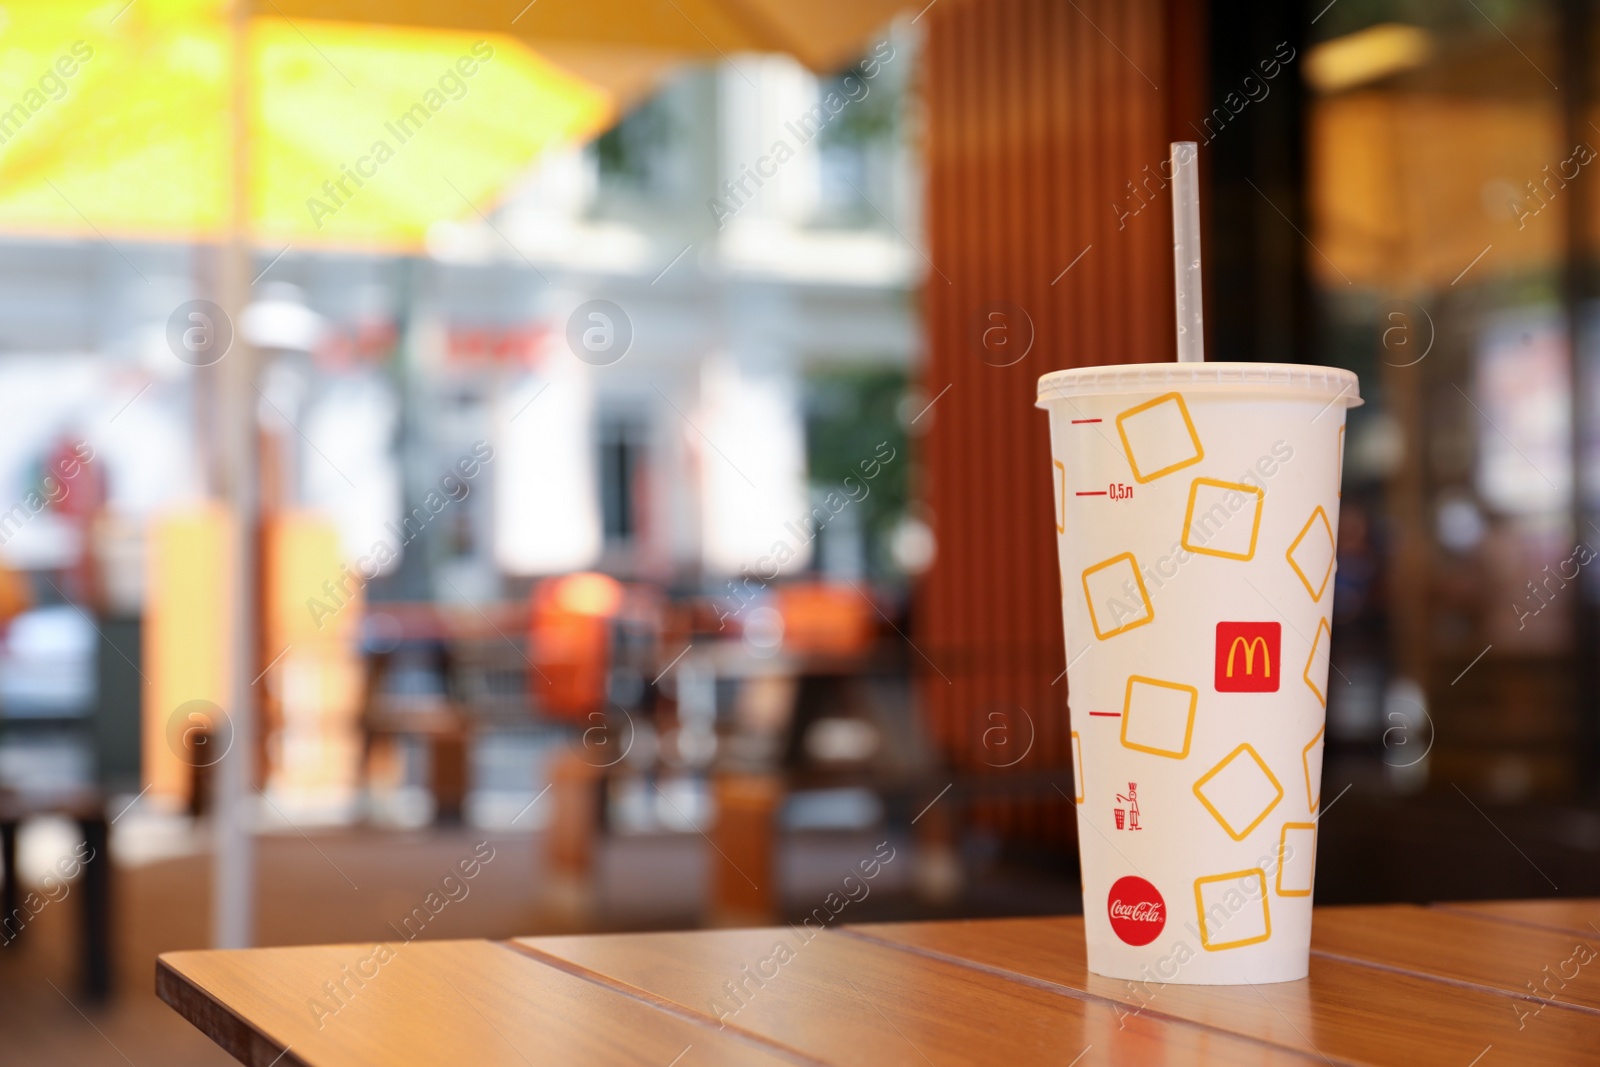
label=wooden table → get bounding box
[159,899,1600,1066]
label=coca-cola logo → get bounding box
[1108,875,1166,946]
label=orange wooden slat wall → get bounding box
[915,0,1205,842]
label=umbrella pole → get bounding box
[213,0,257,950]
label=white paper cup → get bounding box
[1037,362,1360,985]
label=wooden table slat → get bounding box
[158,940,797,1067]
[516,927,1326,1067]
[839,915,1600,1066]
[1432,898,1600,938]
[1310,904,1600,1013]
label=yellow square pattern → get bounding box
[1181,477,1265,561]
[1277,822,1317,897]
[1115,392,1204,483]
[1303,617,1332,708]
[1286,506,1336,602]
[1302,724,1325,814]
[1194,868,1273,950]
[1193,743,1284,842]
[1080,552,1155,640]
[1120,675,1198,759]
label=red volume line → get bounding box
[1087,711,1121,717]
[1071,418,1102,424]
[1076,491,1107,496]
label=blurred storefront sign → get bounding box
[445,323,551,367]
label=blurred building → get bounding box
[0,39,921,809]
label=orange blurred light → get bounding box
[552,571,624,617]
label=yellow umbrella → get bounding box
[0,0,622,951]
[274,0,913,74]
[0,0,615,248]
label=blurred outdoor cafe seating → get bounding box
[349,575,958,922]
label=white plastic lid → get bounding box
[1036,361,1361,408]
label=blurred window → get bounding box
[592,93,680,200]
[804,367,910,577]
[813,59,902,227]
[598,415,647,547]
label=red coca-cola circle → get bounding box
[1107,876,1166,946]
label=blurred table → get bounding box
[158,898,1600,1065]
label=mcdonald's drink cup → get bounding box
[1037,362,1360,984]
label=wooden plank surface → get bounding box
[160,904,1600,1067]
[158,940,797,1067]
[1436,898,1600,937]
[515,926,1323,1066]
[843,915,1600,1066]
[1312,903,1600,1011]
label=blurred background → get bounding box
[2,0,1599,1061]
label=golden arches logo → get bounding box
[1226,635,1272,679]
[1215,621,1280,692]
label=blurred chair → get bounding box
[708,772,783,926]
[360,594,603,825]
[692,582,932,923]
[0,784,111,1000]
[358,608,470,823]
[0,579,113,999]
[527,572,625,722]
[533,574,664,915]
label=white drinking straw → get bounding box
[1170,141,1204,363]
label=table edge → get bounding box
[158,954,311,1067]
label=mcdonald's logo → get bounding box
[1229,637,1270,677]
[1215,622,1281,692]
